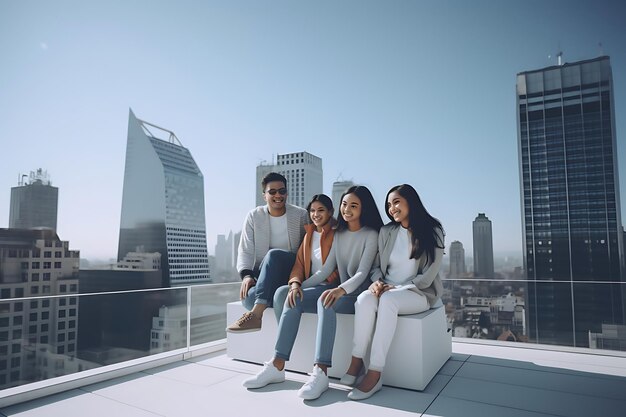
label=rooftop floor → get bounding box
[2,341,626,417]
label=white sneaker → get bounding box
[242,361,285,389]
[297,365,329,400]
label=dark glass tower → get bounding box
[517,56,625,347]
[472,213,494,278]
[118,110,211,286]
[9,169,58,231]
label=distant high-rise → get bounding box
[118,110,210,286]
[9,168,58,230]
[517,56,624,347]
[255,151,323,208]
[0,228,79,389]
[332,180,355,215]
[448,240,466,279]
[214,232,233,272]
[472,213,494,278]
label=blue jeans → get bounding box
[274,283,334,360]
[242,249,296,318]
[314,289,363,367]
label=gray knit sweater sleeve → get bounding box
[337,227,379,294]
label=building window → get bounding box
[32,262,40,269]
[43,273,51,281]
[44,251,52,258]
[43,262,51,269]
[54,262,62,269]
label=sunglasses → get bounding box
[265,188,288,196]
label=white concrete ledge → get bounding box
[226,301,451,390]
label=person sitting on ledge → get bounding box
[241,193,339,389]
[342,184,444,400]
[226,172,308,333]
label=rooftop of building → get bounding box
[2,340,625,417]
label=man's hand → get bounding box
[240,276,256,300]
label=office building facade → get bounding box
[448,240,467,279]
[517,56,625,347]
[0,229,79,389]
[9,169,58,231]
[472,213,494,278]
[118,110,210,286]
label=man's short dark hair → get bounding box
[261,172,287,190]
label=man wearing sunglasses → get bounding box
[228,172,308,332]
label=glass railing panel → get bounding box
[189,283,240,346]
[442,278,626,352]
[0,287,187,391]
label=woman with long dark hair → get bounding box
[294,185,383,400]
[343,184,444,400]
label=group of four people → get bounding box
[227,172,444,401]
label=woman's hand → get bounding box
[370,280,394,297]
[240,276,256,300]
[287,283,303,307]
[321,287,347,308]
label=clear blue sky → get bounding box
[1,0,625,261]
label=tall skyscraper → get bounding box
[332,180,355,214]
[255,151,323,208]
[118,110,210,286]
[517,56,625,347]
[472,213,494,278]
[448,240,466,279]
[9,169,58,231]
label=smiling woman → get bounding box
[343,183,445,400]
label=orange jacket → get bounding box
[288,221,339,285]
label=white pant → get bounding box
[352,288,428,371]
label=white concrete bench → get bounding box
[226,301,451,391]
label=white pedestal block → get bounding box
[226,301,450,390]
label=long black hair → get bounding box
[336,185,383,232]
[386,184,444,264]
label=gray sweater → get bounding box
[370,223,444,307]
[236,203,308,278]
[302,226,378,294]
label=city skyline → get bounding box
[1,1,625,260]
